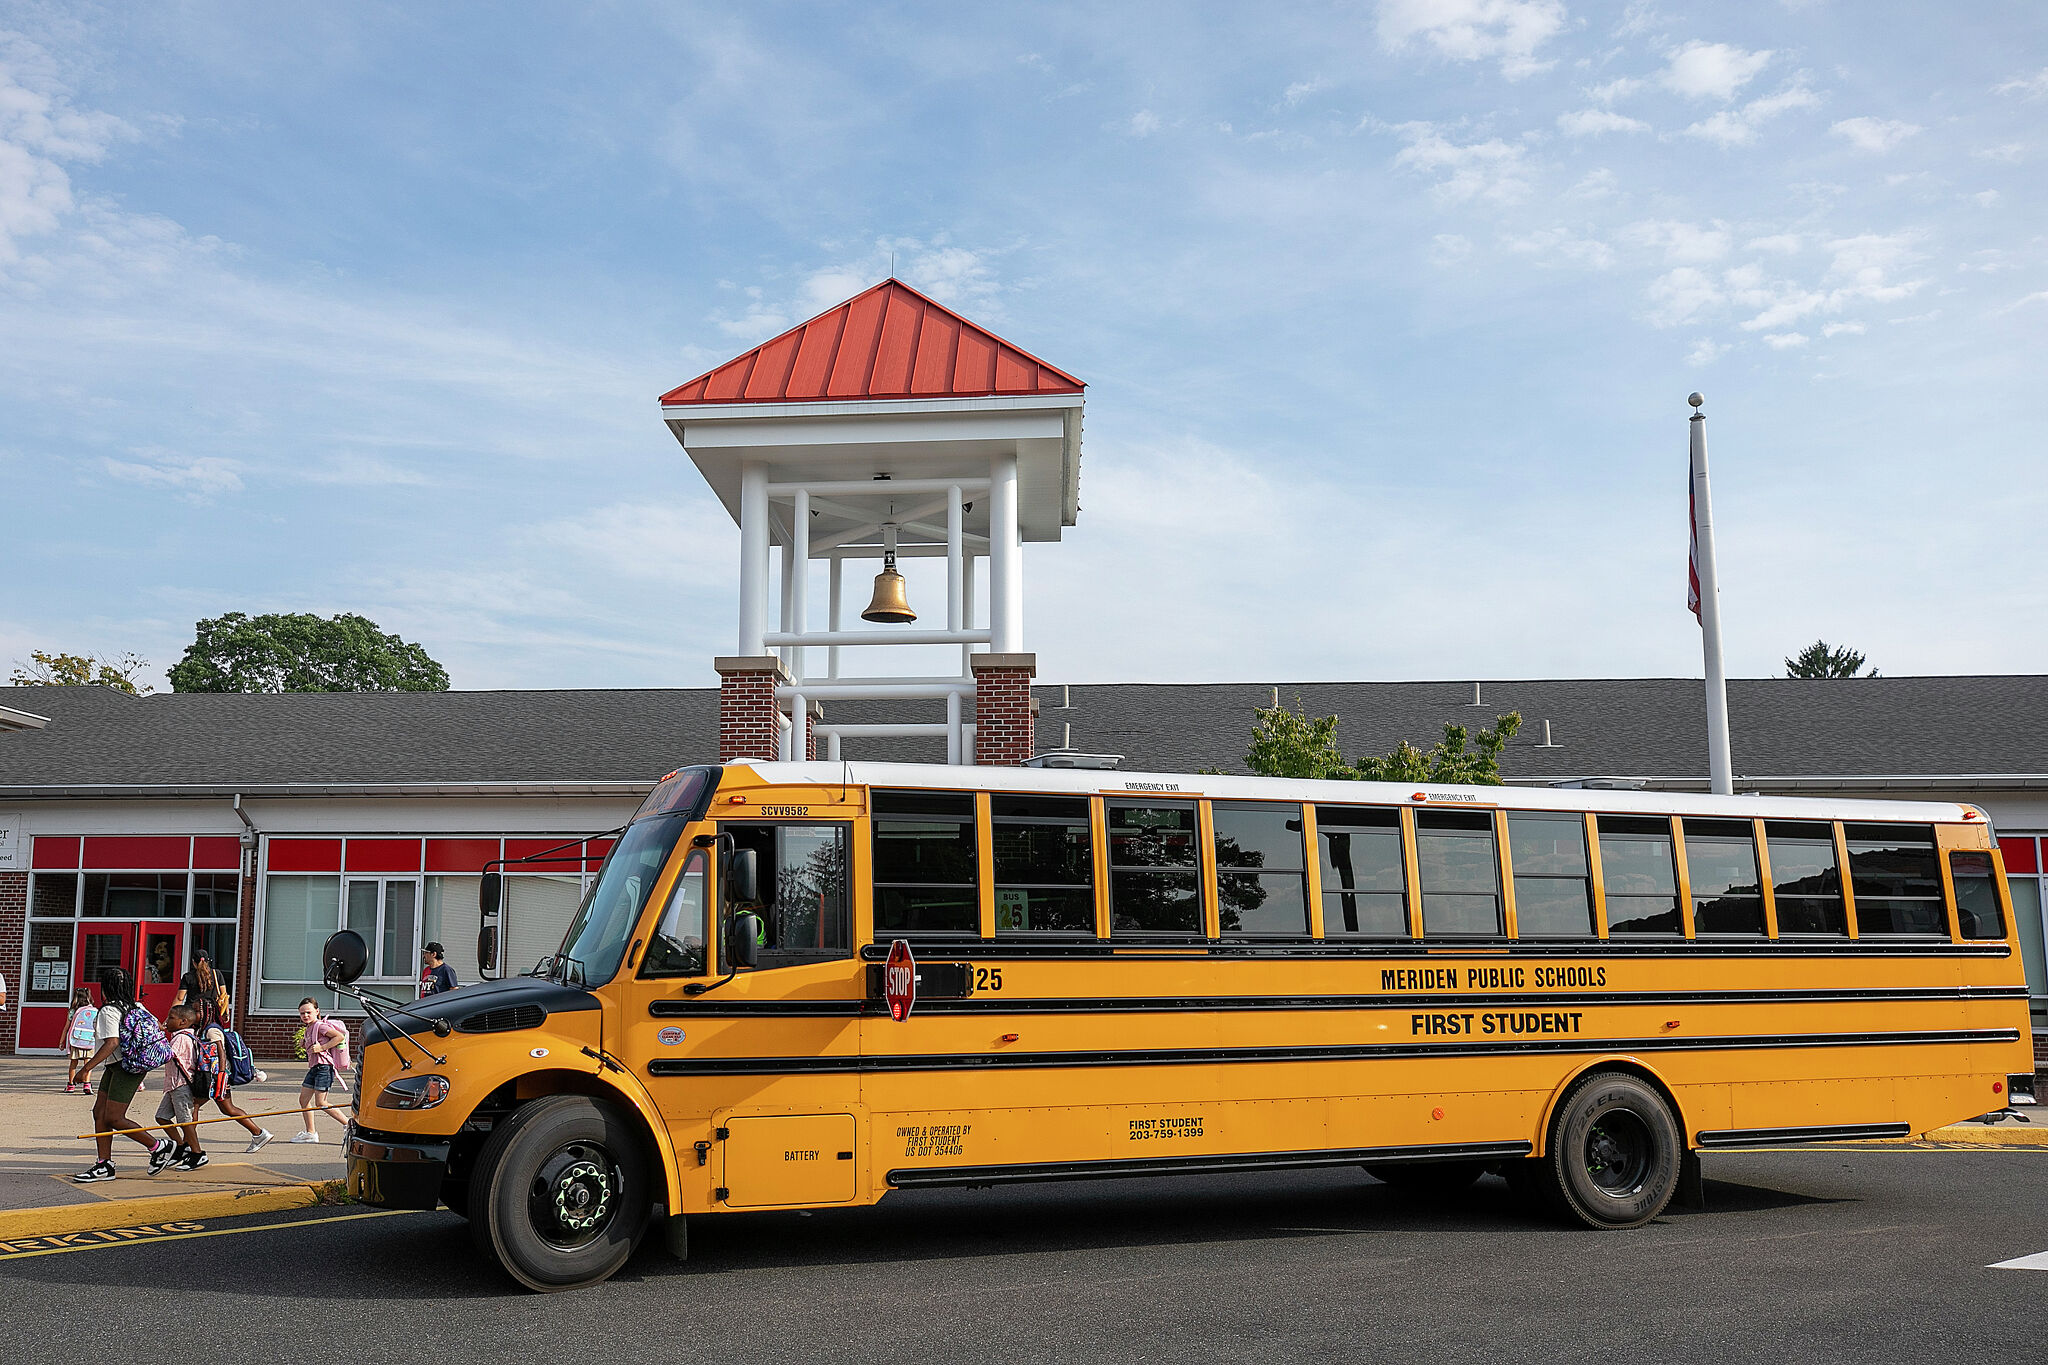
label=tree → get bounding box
[167,613,450,693]
[9,650,153,695]
[1241,696,1523,787]
[1784,640,1876,679]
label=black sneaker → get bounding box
[175,1150,210,1171]
[148,1140,177,1173]
[73,1160,116,1183]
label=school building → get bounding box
[1,673,2044,1070]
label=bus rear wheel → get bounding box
[469,1095,651,1292]
[1541,1071,1681,1230]
[1364,1159,1488,1194]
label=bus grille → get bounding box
[458,1004,546,1034]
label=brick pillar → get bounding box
[717,656,788,762]
[0,871,25,1054]
[972,653,1038,766]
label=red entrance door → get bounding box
[138,921,184,1021]
[75,923,136,1007]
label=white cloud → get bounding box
[1282,77,1330,108]
[1745,233,1802,254]
[1557,109,1650,136]
[1821,321,1864,337]
[100,453,244,500]
[1586,76,1646,103]
[2001,290,2048,313]
[1661,41,1773,101]
[1376,0,1568,80]
[1428,233,1473,265]
[299,454,434,487]
[1620,219,1731,263]
[1686,337,1727,366]
[1761,331,1808,348]
[1501,227,1614,269]
[1973,189,2001,207]
[709,238,1005,342]
[1646,266,1722,326]
[1973,143,2024,162]
[1994,67,2048,98]
[0,35,140,264]
[1389,122,1531,204]
[1124,109,1161,137]
[1684,81,1821,146]
[1566,167,1619,200]
[1830,117,1920,154]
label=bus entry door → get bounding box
[720,1113,858,1207]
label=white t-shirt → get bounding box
[95,1003,123,1047]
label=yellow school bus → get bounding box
[339,761,2034,1291]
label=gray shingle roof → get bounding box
[0,674,2041,791]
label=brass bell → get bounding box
[861,551,916,624]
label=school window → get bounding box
[1415,809,1502,937]
[871,791,978,936]
[346,877,420,979]
[261,874,343,1011]
[991,795,1095,935]
[1948,852,2005,941]
[1844,824,1947,936]
[1213,803,1309,936]
[1765,821,1848,935]
[1106,801,1202,936]
[1315,806,1408,939]
[1598,815,1682,935]
[1507,812,1593,937]
[1682,819,1766,935]
[723,824,851,960]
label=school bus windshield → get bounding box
[550,812,690,987]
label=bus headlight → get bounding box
[376,1075,453,1110]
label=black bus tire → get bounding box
[468,1095,651,1291]
[1542,1071,1681,1230]
[1363,1159,1488,1194]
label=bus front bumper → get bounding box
[344,1126,451,1211]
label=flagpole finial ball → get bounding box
[1687,392,1704,409]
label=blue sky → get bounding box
[3,1,2045,693]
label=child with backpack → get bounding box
[293,997,352,1142]
[73,967,178,1183]
[155,1003,209,1171]
[198,1004,273,1153]
[65,988,99,1093]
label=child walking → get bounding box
[65,988,99,1092]
[293,998,352,1143]
[72,968,176,1183]
[156,1004,209,1171]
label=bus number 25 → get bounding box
[974,967,1004,992]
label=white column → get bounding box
[790,487,810,683]
[989,453,1022,653]
[778,526,795,673]
[946,689,962,765]
[789,692,807,762]
[1690,400,1735,796]
[961,554,977,675]
[827,558,843,679]
[738,463,769,655]
[946,484,964,634]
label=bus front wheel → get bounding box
[1541,1071,1681,1230]
[469,1095,652,1292]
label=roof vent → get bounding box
[1547,777,1646,790]
[1023,748,1122,770]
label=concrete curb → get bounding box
[0,1184,321,1241]
[1885,1125,2048,1148]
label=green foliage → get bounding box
[168,612,450,693]
[1783,640,1876,679]
[8,650,152,694]
[1243,696,1522,787]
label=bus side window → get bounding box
[1315,806,1407,939]
[1949,852,2005,940]
[724,824,851,962]
[1213,803,1308,936]
[1599,816,1683,936]
[1415,809,1502,937]
[1507,812,1592,938]
[639,852,707,977]
[872,791,979,937]
[1682,818,1766,935]
[1764,821,1848,935]
[1106,802,1202,936]
[991,795,1095,935]
[1845,824,1946,936]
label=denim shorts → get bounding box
[303,1063,336,1092]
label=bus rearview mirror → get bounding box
[727,849,760,907]
[477,924,499,977]
[479,871,501,918]
[732,911,761,969]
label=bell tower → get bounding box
[659,280,1086,765]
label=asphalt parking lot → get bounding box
[4,1147,2042,1363]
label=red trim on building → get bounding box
[426,838,501,874]
[83,835,190,870]
[660,279,1085,406]
[31,836,80,870]
[2002,837,2038,875]
[268,839,343,873]
[193,836,241,870]
[505,838,585,868]
[344,838,423,873]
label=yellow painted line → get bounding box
[1715,1144,2048,1154]
[0,1183,321,1241]
[0,1209,414,1261]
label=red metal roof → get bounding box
[659,279,1085,406]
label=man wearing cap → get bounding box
[418,943,458,998]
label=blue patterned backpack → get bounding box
[116,1003,174,1074]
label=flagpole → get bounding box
[1689,392,1734,796]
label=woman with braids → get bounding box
[175,950,274,1153]
[73,966,176,1182]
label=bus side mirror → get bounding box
[726,849,760,907]
[322,930,368,988]
[732,911,762,969]
[479,872,502,918]
[477,925,498,977]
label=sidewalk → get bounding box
[0,1055,356,1212]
